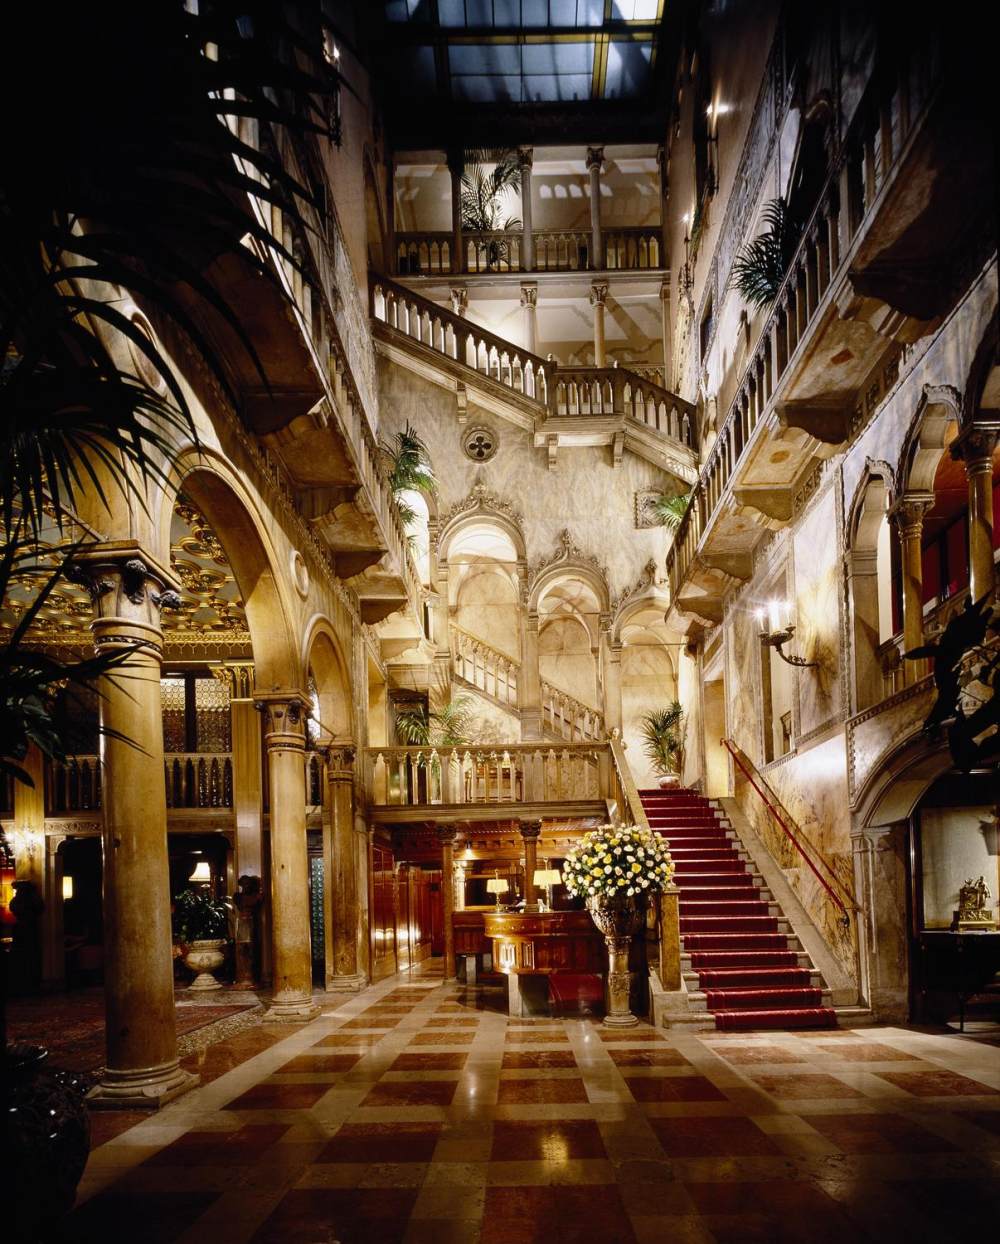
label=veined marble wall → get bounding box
[793,483,844,738]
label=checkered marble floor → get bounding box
[62,962,1000,1243]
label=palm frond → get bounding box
[652,493,691,531]
[729,197,801,309]
[640,703,686,777]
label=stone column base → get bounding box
[87,1061,198,1110]
[326,973,367,993]
[263,992,321,1023]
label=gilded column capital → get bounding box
[950,423,1000,472]
[324,743,356,781]
[519,818,542,841]
[211,661,256,698]
[889,493,935,537]
[67,542,180,655]
[254,691,310,749]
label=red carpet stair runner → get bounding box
[640,788,837,1032]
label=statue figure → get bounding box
[955,875,996,930]
[231,874,263,987]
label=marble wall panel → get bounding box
[793,484,843,737]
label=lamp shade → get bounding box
[486,878,509,895]
[62,875,74,900]
[533,868,561,887]
[188,861,212,883]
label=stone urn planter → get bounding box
[6,1043,91,1243]
[183,938,227,990]
[586,895,646,1027]
[657,773,680,789]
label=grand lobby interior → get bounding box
[1,2,998,1242]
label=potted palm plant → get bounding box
[641,702,686,788]
[173,889,231,991]
[562,825,675,1026]
[460,147,523,271]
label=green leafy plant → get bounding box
[173,889,231,943]
[461,147,523,270]
[651,492,691,531]
[395,694,474,748]
[381,424,437,526]
[730,197,801,309]
[641,703,686,777]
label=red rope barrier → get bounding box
[721,737,852,925]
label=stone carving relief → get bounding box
[440,479,525,536]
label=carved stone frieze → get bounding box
[527,529,610,593]
[440,479,525,535]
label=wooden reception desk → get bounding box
[483,910,604,1016]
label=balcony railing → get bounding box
[371,275,696,454]
[451,626,519,708]
[164,753,234,809]
[666,57,938,604]
[392,226,665,276]
[541,682,605,744]
[47,756,103,814]
[365,743,605,809]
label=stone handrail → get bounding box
[550,365,696,449]
[534,229,594,272]
[164,753,234,810]
[451,624,519,707]
[372,273,549,406]
[365,742,606,808]
[602,226,662,271]
[463,231,524,274]
[395,231,453,276]
[666,59,937,602]
[392,227,665,276]
[607,730,650,831]
[46,754,103,814]
[540,680,605,743]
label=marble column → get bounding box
[447,149,464,276]
[659,280,672,387]
[951,425,998,603]
[520,282,538,355]
[212,663,262,878]
[77,547,197,1107]
[590,283,608,368]
[325,745,365,991]
[890,495,933,684]
[255,692,320,1021]
[586,146,604,270]
[602,629,623,732]
[519,610,543,740]
[518,147,534,271]
[520,819,541,912]
[438,827,458,978]
[853,825,909,1021]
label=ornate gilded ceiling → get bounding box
[0,495,251,654]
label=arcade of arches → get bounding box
[2,3,999,1242]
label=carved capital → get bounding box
[517,146,534,171]
[211,661,256,698]
[519,283,538,309]
[436,826,459,848]
[254,691,310,746]
[519,819,542,842]
[324,744,356,780]
[590,283,608,308]
[950,424,1000,472]
[68,542,180,652]
[449,286,468,317]
[889,493,935,538]
[585,146,605,172]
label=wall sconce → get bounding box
[62,875,74,901]
[678,213,694,296]
[323,33,343,147]
[189,860,212,885]
[756,600,818,668]
[10,826,40,872]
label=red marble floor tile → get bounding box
[964,1110,1000,1136]
[624,1074,727,1103]
[596,1027,665,1042]
[87,1108,149,1148]
[481,1185,636,1244]
[874,1069,999,1097]
[361,1079,459,1107]
[491,1119,607,1161]
[805,1112,958,1153]
[276,1053,361,1074]
[391,1051,469,1071]
[409,1030,476,1045]
[224,1080,332,1110]
[747,1072,864,1100]
[144,1123,289,1167]
[425,1017,481,1027]
[339,1016,400,1030]
[312,1032,383,1049]
[648,1115,781,1157]
[714,1045,807,1065]
[606,1047,691,1067]
[502,1049,578,1069]
[503,1031,571,1046]
[684,1179,865,1244]
[812,1041,919,1062]
[250,1188,417,1244]
[180,1025,300,1086]
[496,1077,589,1105]
[57,1188,219,1244]
[316,1121,443,1163]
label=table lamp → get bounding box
[533,866,562,911]
[486,874,509,911]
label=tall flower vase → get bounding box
[586,896,646,1027]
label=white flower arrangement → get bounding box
[562,824,674,901]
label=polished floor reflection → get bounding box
[62,963,1000,1243]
